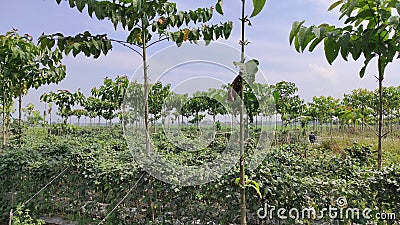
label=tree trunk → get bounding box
[196,112,199,130]
[18,85,22,146]
[2,91,6,149]
[239,1,247,224]
[49,109,52,125]
[142,16,151,157]
[377,56,384,170]
[122,105,126,131]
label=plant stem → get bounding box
[239,0,247,224]
[378,55,383,170]
[2,85,6,149]
[18,83,22,146]
[142,16,151,157]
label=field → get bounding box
[1,122,400,225]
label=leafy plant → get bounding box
[11,205,45,225]
[0,29,65,147]
[290,0,400,169]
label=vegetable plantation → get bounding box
[1,0,400,225]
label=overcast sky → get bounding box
[1,0,400,112]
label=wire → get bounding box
[98,172,146,225]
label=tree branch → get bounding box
[146,37,169,48]
[109,39,143,57]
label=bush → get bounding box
[344,143,373,166]
[11,205,45,225]
[48,123,78,135]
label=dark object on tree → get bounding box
[309,132,316,144]
[228,74,245,102]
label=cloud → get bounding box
[308,63,338,81]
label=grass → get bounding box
[317,130,400,167]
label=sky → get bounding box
[1,0,400,115]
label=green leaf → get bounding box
[309,37,324,52]
[215,0,223,15]
[234,177,240,185]
[328,0,343,11]
[350,40,362,60]
[247,180,262,198]
[68,0,75,8]
[244,59,259,84]
[76,0,85,12]
[359,55,373,78]
[289,20,305,44]
[250,0,267,18]
[324,37,339,64]
[298,26,315,52]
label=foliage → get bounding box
[0,29,66,147]
[273,81,304,126]
[1,128,399,224]
[343,143,373,166]
[289,0,400,169]
[91,76,129,123]
[148,82,170,124]
[40,90,85,124]
[11,205,45,225]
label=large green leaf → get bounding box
[215,0,223,15]
[250,0,267,18]
[328,0,343,11]
[289,20,305,44]
[324,37,339,64]
[297,26,315,52]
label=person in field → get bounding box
[309,132,316,144]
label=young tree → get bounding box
[216,1,267,224]
[124,81,145,127]
[148,82,170,132]
[186,95,209,129]
[91,76,129,128]
[290,0,400,169]
[343,88,374,131]
[40,90,85,125]
[0,29,66,146]
[273,81,301,127]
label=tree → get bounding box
[216,0,267,224]
[186,94,209,129]
[308,96,340,135]
[124,81,145,126]
[343,88,374,131]
[23,103,44,127]
[273,81,301,127]
[0,29,65,147]
[91,76,129,128]
[290,0,400,169]
[83,96,103,127]
[71,109,88,127]
[40,90,85,125]
[148,82,170,132]
[252,83,275,128]
[164,92,188,126]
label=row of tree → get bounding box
[11,78,398,138]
